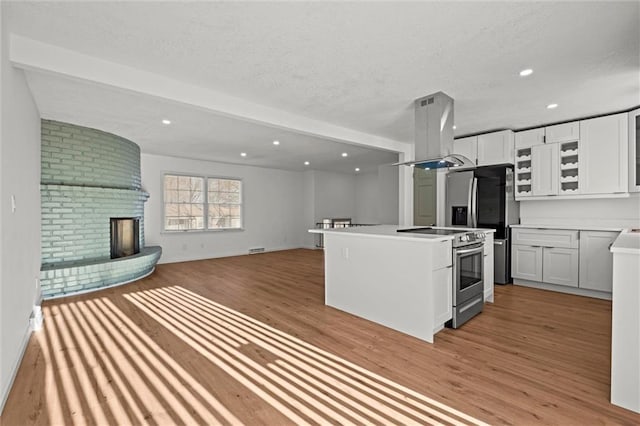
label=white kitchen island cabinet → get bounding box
[610,230,640,413]
[311,225,494,343]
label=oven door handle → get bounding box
[455,245,484,256]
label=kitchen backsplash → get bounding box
[519,196,640,228]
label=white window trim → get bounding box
[161,172,245,233]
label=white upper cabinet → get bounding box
[629,108,640,192]
[515,128,545,149]
[452,136,478,167]
[579,113,629,195]
[531,143,559,196]
[546,122,580,144]
[477,130,514,166]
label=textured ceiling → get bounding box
[25,72,398,174]
[5,1,640,169]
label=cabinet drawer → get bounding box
[512,228,579,249]
[432,239,452,270]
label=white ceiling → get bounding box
[5,1,640,171]
[24,72,398,173]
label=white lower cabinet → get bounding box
[432,266,453,330]
[512,227,619,296]
[432,241,453,331]
[579,231,618,292]
[512,245,543,281]
[483,233,494,302]
[542,247,579,287]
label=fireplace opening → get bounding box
[110,217,140,259]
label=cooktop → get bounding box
[396,227,462,236]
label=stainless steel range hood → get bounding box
[395,91,474,169]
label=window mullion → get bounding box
[204,177,209,230]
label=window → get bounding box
[163,174,242,231]
[208,178,242,229]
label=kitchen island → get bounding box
[310,225,494,343]
[610,229,640,413]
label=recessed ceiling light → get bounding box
[304,161,310,165]
[547,103,558,109]
[240,152,247,157]
[341,152,348,157]
[355,168,360,172]
[273,140,280,145]
[519,68,533,77]
[453,125,457,130]
[162,119,171,125]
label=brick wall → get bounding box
[41,184,148,264]
[39,120,159,298]
[41,120,141,189]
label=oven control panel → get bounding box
[456,232,486,246]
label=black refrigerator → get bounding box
[445,165,519,284]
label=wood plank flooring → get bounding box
[2,249,639,425]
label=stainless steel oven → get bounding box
[450,238,484,328]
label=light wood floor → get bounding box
[2,249,639,425]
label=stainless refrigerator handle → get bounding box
[471,177,478,227]
[466,176,474,226]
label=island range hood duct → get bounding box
[395,91,474,169]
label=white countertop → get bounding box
[309,225,495,243]
[610,229,640,255]
[512,224,624,232]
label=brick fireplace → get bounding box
[39,120,161,298]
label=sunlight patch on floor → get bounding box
[40,297,241,425]
[123,285,489,426]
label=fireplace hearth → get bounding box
[111,217,140,259]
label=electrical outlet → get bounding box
[342,247,349,259]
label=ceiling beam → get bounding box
[10,34,412,156]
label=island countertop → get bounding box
[610,229,640,255]
[309,224,495,242]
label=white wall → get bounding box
[142,153,305,263]
[378,164,400,225]
[354,172,378,223]
[0,6,42,412]
[353,165,400,225]
[312,170,357,223]
[519,196,640,228]
[301,170,316,248]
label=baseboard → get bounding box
[158,245,306,264]
[301,244,321,250]
[514,279,612,300]
[0,318,33,415]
